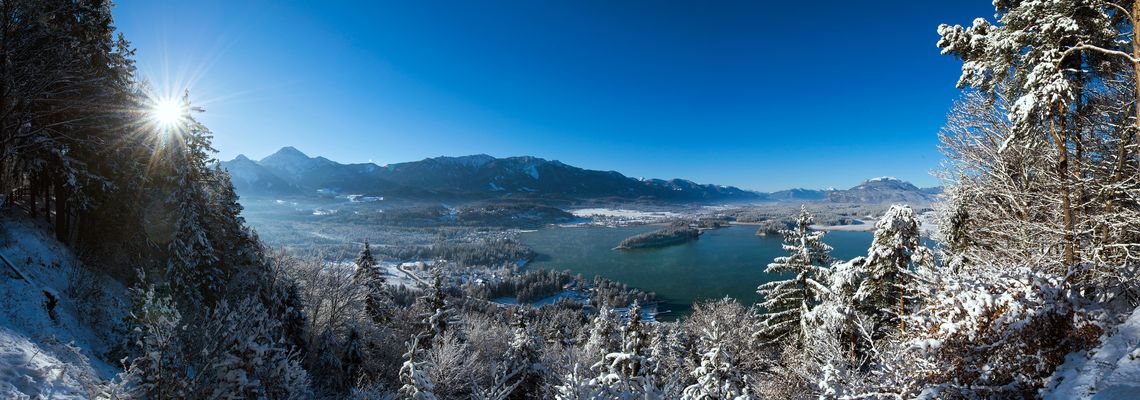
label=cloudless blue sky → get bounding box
[113,1,993,191]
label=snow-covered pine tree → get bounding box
[506,308,543,396]
[554,362,602,400]
[591,302,656,398]
[162,92,225,307]
[121,291,313,399]
[341,324,366,390]
[399,337,439,400]
[352,239,389,323]
[418,273,457,347]
[583,305,619,360]
[648,322,687,386]
[788,257,882,398]
[0,0,134,245]
[856,204,933,332]
[681,320,754,400]
[205,166,258,270]
[756,205,832,347]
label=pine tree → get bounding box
[591,302,655,398]
[195,298,312,400]
[756,205,832,347]
[341,325,365,390]
[162,92,226,306]
[0,0,131,245]
[856,204,933,330]
[681,321,754,400]
[399,337,439,400]
[506,308,542,396]
[205,167,258,270]
[352,239,389,323]
[418,273,457,347]
[648,323,686,382]
[583,305,619,360]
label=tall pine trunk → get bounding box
[1134,2,1140,177]
[54,179,69,243]
[1052,103,1075,267]
[28,175,36,219]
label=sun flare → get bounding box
[149,98,185,129]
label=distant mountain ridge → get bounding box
[221,147,760,203]
[219,147,939,204]
[825,176,939,204]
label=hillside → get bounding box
[0,214,126,398]
[824,176,937,204]
[222,147,943,206]
[221,147,762,203]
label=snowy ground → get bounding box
[0,214,126,399]
[1041,305,1140,399]
[570,208,678,219]
[380,261,425,288]
[569,208,680,227]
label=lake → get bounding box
[519,224,875,319]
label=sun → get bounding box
[149,98,185,129]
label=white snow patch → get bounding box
[1042,305,1140,399]
[346,194,382,202]
[570,208,678,219]
[524,165,540,180]
[0,215,126,399]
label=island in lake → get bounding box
[615,227,701,250]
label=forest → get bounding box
[2,0,1140,399]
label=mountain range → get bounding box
[219,147,939,204]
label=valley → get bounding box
[229,148,941,321]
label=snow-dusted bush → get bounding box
[119,290,311,399]
[193,298,312,399]
[886,267,1101,398]
[118,286,190,399]
[424,330,476,397]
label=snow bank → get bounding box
[1042,305,1140,399]
[0,214,126,398]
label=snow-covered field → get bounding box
[570,208,679,219]
[569,208,679,226]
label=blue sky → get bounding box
[113,1,992,191]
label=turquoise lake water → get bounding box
[519,224,875,319]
